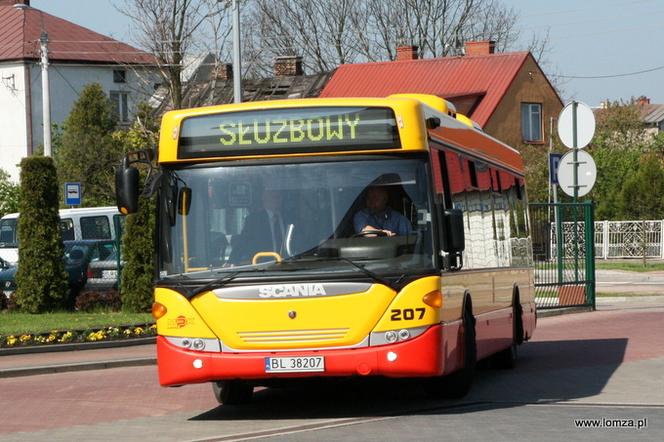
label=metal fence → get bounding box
[530,202,595,310]
[594,220,664,259]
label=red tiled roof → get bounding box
[320,52,530,127]
[0,4,155,65]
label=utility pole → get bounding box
[232,0,242,103]
[39,31,52,157]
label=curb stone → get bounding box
[0,357,156,378]
[0,336,156,356]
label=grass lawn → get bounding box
[594,262,664,272]
[0,311,153,335]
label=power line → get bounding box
[551,64,664,79]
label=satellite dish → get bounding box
[557,101,595,149]
[557,150,597,197]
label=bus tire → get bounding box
[492,292,523,369]
[212,381,254,405]
[435,302,476,399]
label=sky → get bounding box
[30,0,664,106]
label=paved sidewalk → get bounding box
[0,343,155,378]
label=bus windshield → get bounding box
[159,156,435,279]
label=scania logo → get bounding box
[258,284,327,298]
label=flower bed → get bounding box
[0,323,156,348]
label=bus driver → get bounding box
[353,185,412,237]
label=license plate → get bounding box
[265,356,325,373]
[102,270,118,279]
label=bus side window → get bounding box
[429,148,450,208]
[60,218,75,241]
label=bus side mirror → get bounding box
[442,209,465,254]
[115,161,139,215]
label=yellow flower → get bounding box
[133,327,144,336]
[6,335,17,346]
[19,334,32,343]
[123,329,132,336]
[47,334,57,343]
[59,331,73,343]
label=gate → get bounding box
[530,202,595,309]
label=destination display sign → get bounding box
[178,107,400,158]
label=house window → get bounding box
[113,70,126,83]
[110,91,129,123]
[521,102,542,142]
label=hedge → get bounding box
[15,156,69,313]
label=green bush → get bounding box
[0,168,20,218]
[120,196,155,312]
[15,156,68,313]
[56,83,122,207]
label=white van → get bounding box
[0,207,121,264]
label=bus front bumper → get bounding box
[157,325,444,386]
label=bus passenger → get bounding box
[354,186,412,237]
[229,188,285,264]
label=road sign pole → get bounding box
[572,101,580,282]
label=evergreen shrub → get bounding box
[15,156,68,313]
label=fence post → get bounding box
[584,202,596,310]
[603,220,609,260]
[556,204,564,286]
[661,220,664,259]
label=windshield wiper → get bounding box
[283,255,397,291]
[188,271,241,298]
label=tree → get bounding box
[113,103,159,312]
[618,154,664,220]
[246,0,546,76]
[116,0,227,109]
[15,157,69,313]
[0,168,19,219]
[56,83,122,207]
[587,99,655,220]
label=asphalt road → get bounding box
[1,299,663,442]
[595,269,664,294]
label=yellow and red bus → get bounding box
[116,94,536,404]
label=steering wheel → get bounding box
[353,229,389,238]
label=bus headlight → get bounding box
[370,325,429,346]
[165,336,221,352]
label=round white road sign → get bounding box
[557,101,595,149]
[557,150,597,197]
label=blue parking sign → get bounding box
[64,182,81,205]
[549,153,562,185]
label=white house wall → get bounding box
[28,63,159,158]
[0,63,28,181]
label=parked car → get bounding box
[0,256,16,298]
[84,246,122,291]
[0,240,117,307]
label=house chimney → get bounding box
[396,45,418,61]
[274,56,303,77]
[0,0,30,6]
[213,63,233,81]
[637,96,650,105]
[464,40,496,56]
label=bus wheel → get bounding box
[433,304,476,399]
[491,295,523,369]
[212,381,254,405]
